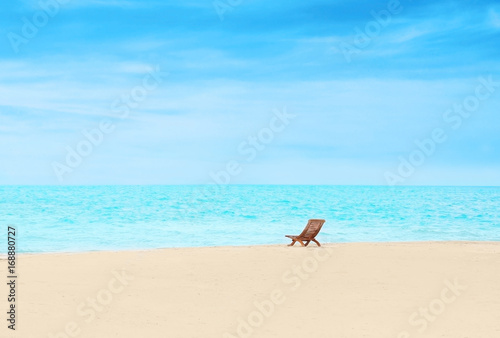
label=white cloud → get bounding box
[389,26,434,43]
[116,62,155,74]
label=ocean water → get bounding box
[1,185,499,253]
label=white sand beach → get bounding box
[1,241,499,338]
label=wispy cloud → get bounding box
[490,8,500,28]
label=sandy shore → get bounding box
[1,241,499,338]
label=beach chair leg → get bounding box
[297,239,306,246]
[288,240,296,246]
[312,239,321,247]
[304,240,311,247]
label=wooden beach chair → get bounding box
[285,219,326,247]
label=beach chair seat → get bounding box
[285,219,325,247]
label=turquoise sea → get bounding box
[1,185,499,253]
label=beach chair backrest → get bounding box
[300,219,326,239]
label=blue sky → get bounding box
[0,0,499,185]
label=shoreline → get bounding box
[1,239,498,257]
